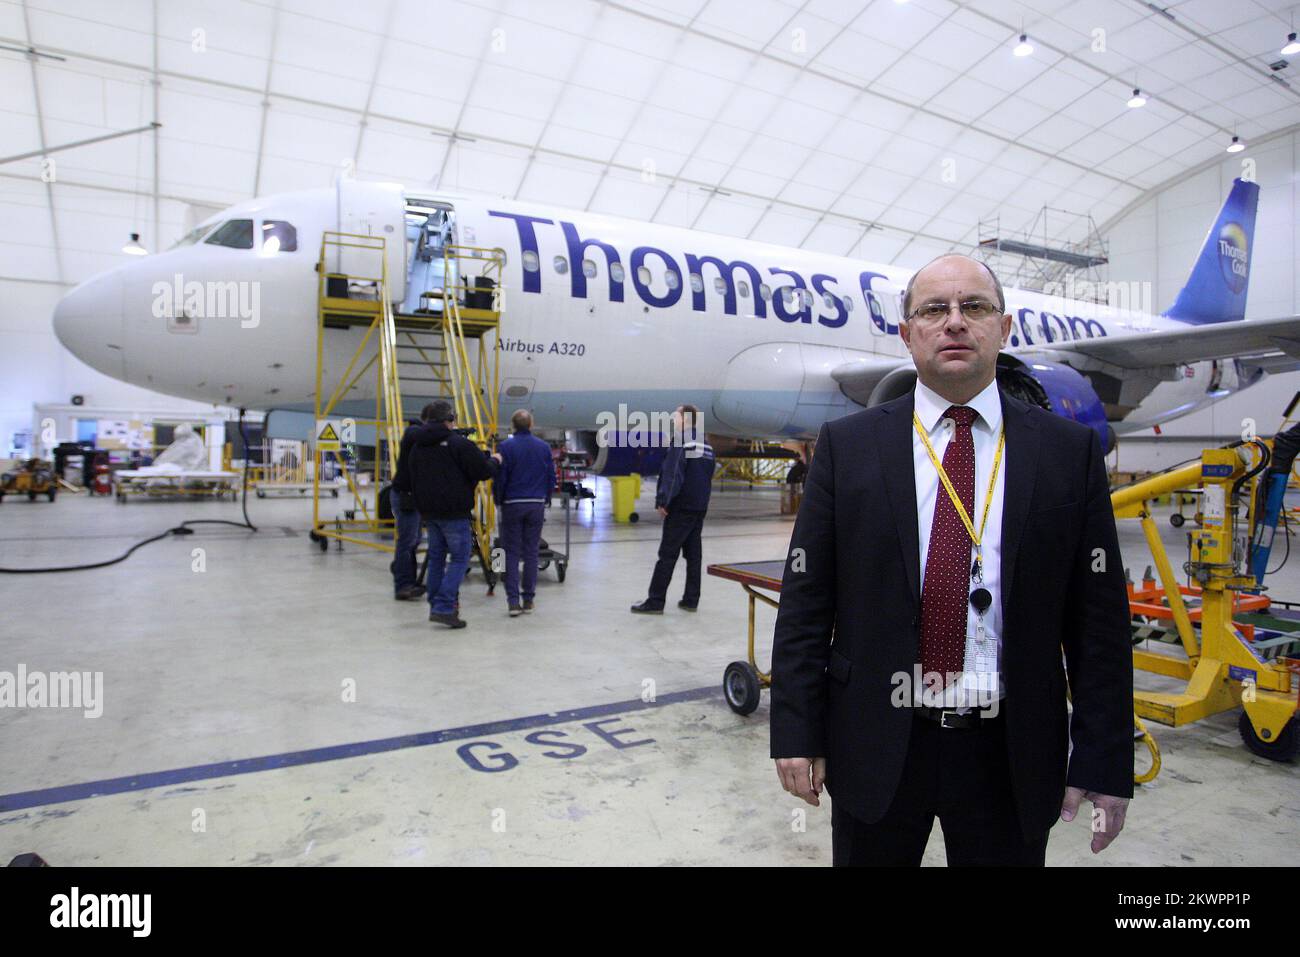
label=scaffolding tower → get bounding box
[975,205,1110,303]
[307,232,504,586]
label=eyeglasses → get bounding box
[907,298,1002,323]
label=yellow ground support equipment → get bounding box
[307,233,503,583]
[1111,442,1299,762]
[713,441,799,488]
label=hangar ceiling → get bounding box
[2,0,1298,286]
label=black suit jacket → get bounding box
[769,386,1134,839]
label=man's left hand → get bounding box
[657,506,668,517]
[1061,786,1128,854]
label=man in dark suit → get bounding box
[770,254,1133,866]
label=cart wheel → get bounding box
[1239,711,1298,762]
[538,559,551,572]
[1170,513,1185,528]
[331,489,339,498]
[723,661,762,716]
[628,511,639,523]
[556,561,566,583]
[256,490,266,498]
[27,491,36,501]
[47,488,57,502]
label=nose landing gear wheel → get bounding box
[723,661,762,716]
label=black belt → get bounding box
[914,705,1003,730]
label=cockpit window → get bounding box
[204,219,255,249]
[170,225,215,249]
[260,220,297,253]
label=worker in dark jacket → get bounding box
[389,408,431,601]
[632,404,716,614]
[494,409,556,616]
[405,400,500,628]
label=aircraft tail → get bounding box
[1162,177,1259,325]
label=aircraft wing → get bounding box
[1049,314,1300,370]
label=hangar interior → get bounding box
[1,0,1299,867]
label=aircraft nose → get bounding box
[53,270,125,378]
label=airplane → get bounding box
[52,175,1297,474]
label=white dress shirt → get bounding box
[912,377,1007,708]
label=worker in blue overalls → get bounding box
[632,403,716,614]
[495,409,556,617]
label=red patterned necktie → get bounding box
[920,405,977,683]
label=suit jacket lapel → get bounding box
[879,394,921,609]
[998,391,1040,623]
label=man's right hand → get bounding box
[775,757,826,807]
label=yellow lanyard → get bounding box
[913,412,1004,562]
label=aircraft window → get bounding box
[553,255,569,275]
[260,220,298,253]
[582,259,597,279]
[610,262,625,283]
[205,219,255,249]
[713,278,726,295]
[824,293,836,310]
[522,250,540,272]
[637,266,652,287]
[170,225,213,249]
[664,270,680,291]
[843,295,853,312]
[738,281,750,298]
[689,273,703,293]
[780,288,795,306]
[758,283,771,301]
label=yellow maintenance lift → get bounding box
[1111,440,1299,763]
[307,231,504,585]
[713,441,799,488]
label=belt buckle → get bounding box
[939,709,962,729]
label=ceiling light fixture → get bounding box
[1127,87,1147,108]
[122,232,147,256]
[1226,134,1245,153]
[1013,33,1033,56]
[1283,32,1300,55]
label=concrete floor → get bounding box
[0,478,1296,866]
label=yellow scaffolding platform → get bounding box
[307,233,504,583]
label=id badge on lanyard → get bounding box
[967,551,998,688]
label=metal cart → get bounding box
[706,559,785,715]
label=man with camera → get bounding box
[399,400,500,629]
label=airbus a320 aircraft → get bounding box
[53,176,1297,468]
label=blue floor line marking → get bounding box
[0,685,722,812]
